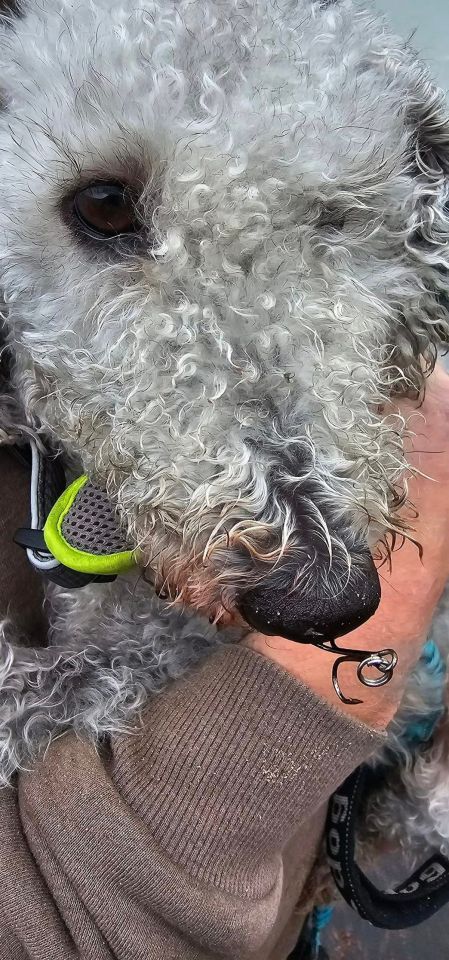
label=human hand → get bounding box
[242,364,449,729]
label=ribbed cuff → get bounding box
[112,644,384,897]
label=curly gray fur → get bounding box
[0,577,234,785]
[0,0,447,882]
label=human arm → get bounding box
[0,645,383,960]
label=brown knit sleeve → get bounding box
[3,645,384,960]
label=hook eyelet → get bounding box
[313,639,398,706]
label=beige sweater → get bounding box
[0,449,383,959]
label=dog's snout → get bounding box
[238,547,381,644]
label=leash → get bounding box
[326,764,449,930]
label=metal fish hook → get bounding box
[313,638,398,706]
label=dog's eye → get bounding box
[73,182,138,238]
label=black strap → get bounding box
[326,765,449,929]
[10,441,115,589]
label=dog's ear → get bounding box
[394,72,449,387]
[406,83,449,268]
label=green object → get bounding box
[43,474,136,576]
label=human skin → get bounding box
[242,364,449,730]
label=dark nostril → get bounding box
[238,549,381,644]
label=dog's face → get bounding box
[0,0,449,637]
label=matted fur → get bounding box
[0,0,448,885]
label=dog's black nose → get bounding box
[238,548,381,643]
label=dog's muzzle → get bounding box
[13,438,395,705]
